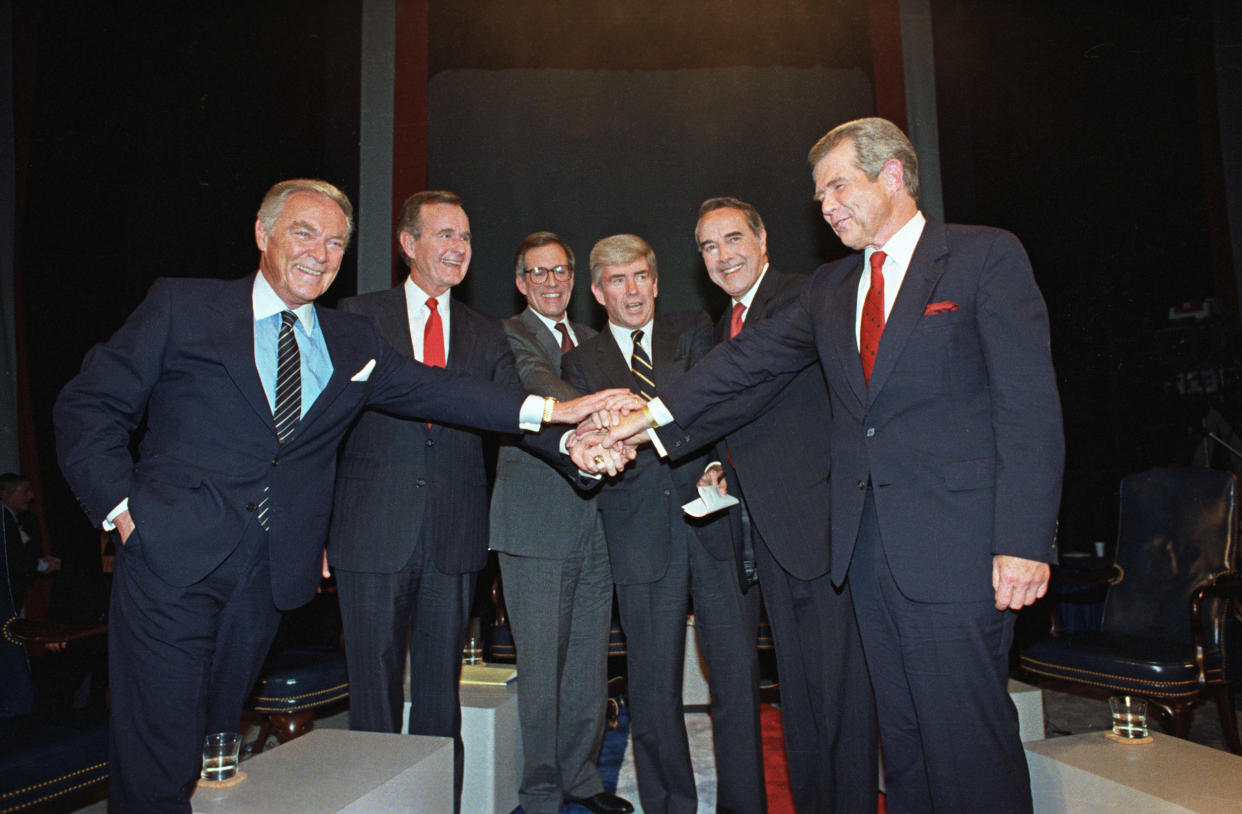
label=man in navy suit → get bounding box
[562,234,764,814]
[652,197,877,813]
[52,179,617,814]
[602,119,1063,813]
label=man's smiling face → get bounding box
[255,191,350,309]
[403,203,472,297]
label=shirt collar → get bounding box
[866,211,926,272]
[608,318,654,348]
[528,308,569,337]
[252,272,316,332]
[404,277,452,311]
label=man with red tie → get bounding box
[328,190,523,813]
[605,119,1064,813]
[652,197,877,812]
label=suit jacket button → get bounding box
[246,502,257,511]
[416,478,426,487]
[271,457,279,466]
[663,489,671,496]
[856,480,865,490]
[426,439,434,447]
[865,427,876,437]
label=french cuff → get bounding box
[647,398,674,426]
[103,498,129,531]
[646,398,674,457]
[518,395,546,432]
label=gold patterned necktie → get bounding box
[630,329,656,400]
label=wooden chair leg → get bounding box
[1215,684,1242,755]
[270,710,316,745]
[250,719,274,755]
[1169,702,1191,739]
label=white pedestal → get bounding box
[1009,678,1046,742]
[400,664,521,814]
[191,729,453,814]
[683,614,710,708]
[1025,731,1242,813]
[458,681,521,814]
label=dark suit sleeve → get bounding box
[54,279,175,526]
[976,231,1064,561]
[658,283,821,445]
[657,284,821,461]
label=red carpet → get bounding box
[761,703,886,814]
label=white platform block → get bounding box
[1026,731,1242,813]
[458,681,521,814]
[400,663,521,814]
[1009,678,1046,742]
[683,614,710,707]
[191,729,453,814]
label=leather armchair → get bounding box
[1020,467,1241,753]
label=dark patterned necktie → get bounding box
[630,329,656,400]
[259,310,301,531]
[860,251,887,384]
[555,322,574,354]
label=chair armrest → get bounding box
[1189,571,1242,685]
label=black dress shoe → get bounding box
[565,791,635,813]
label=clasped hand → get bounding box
[563,392,655,476]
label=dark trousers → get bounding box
[335,534,473,813]
[615,526,764,814]
[755,532,877,813]
[108,521,283,814]
[498,513,612,814]
[849,489,1032,814]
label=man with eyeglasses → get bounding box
[489,232,632,814]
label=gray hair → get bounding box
[257,179,355,237]
[808,117,920,200]
[589,234,657,286]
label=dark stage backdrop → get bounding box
[427,66,872,323]
[422,0,874,322]
[14,0,363,566]
[931,0,1229,547]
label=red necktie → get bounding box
[860,251,886,384]
[555,322,574,354]
[423,298,445,429]
[730,303,746,338]
[424,298,445,368]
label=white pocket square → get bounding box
[350,359,376,382]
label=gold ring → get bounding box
[592,455,606,466]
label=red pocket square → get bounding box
[924,301,958,315]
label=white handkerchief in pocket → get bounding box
[351,359,376,382]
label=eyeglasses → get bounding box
[524,265,573,283]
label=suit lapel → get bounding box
[520,308,563,367]
[207,275,276,431]
[651,318,681,391]
[594,329,633,390]
[377,287,415,359]
[866,220,949,400]
[298,305,371,433]
[830,259,869,410]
